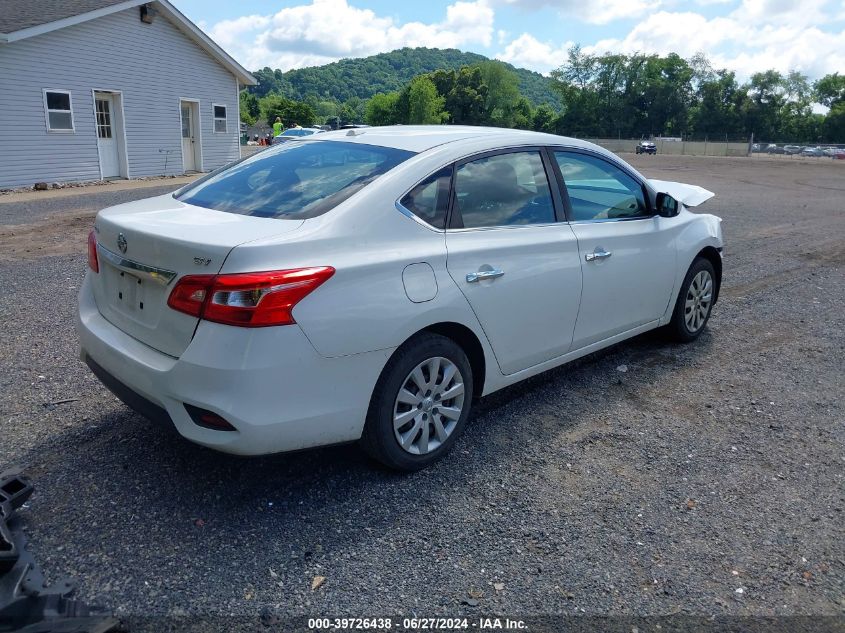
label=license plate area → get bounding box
[103,263,157,324]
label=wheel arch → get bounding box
[419,322,487,399]
[694,246,722,304]
[369,321,489,411]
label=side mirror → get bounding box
[656,192,679,218]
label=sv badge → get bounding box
[193,257,212,266]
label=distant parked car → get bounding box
[800,146,824,157]
[832,149,845,159]
[751,143,763,153]
[783,145,802,155]
[822,147,842,157]
[635,140,657,155]
[765,144,785,154]
[274,127,325,143]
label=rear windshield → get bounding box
[175,140,415,220]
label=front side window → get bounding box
[44,90,74,132]
[176,140,415,219]
[453,151,555,228]
[399,167,452,229]
[554,151,649,221]
[213,104,227,133]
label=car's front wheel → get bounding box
[361,333,473,471]
[666,257,716,342]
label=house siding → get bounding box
[0,8,240,188]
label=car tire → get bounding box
[666,257,717,343]
[361,333,474,471]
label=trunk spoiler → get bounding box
[649,179,715,207]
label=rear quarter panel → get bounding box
[219,149,497,366]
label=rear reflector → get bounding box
[87,230,99,273]
[184,403,237,432]
[167,267,335,327]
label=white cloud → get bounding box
[206,0,494,71]
[494,0,661,24]
[730,0,830,26]
[583,11,749,58]
[496,4,845,81]
[496,33,573,74]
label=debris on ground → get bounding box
[0,467,121,631]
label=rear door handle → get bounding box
[585,250,612,262]
[466,269,505,283]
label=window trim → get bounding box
[547,146,654,223]
[395,165,454,232]
[212,102,227,134]
[446,146,564,231]
[42,88,75,133]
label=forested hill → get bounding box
[250,47,561,107]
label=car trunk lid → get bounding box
[91,194,303,357]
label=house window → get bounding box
[213,104,227,133]
[43,89,74,132]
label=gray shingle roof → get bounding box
[0,0,132,35]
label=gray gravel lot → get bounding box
[0,181,192,225]
[0,155,843,626]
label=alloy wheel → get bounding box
[684,269,713,333]
[393,356,465,455]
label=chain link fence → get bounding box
[587,136,845,159]
[587,137,749,157]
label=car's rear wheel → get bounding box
[361,333,473,471]
[666,257,716,342]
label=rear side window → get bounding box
[554,151,649,221]
[453,151,555,228]
[176,141,415,219]
[399,167,452,229]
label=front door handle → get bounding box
[466,269,505,283]
[585,250,612,262]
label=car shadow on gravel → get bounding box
[25,326,712,517]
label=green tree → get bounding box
[689,70,745,138]
[743,70,787,140]
[477,60,521,127]
[407,76,446,124]
[365,92,400,125]
[259,94,316,127]
[239,90,260,126]
[822,103,845,141]
[341,96,367,124]
[445,66,488,125]
[512,96,534,129]
[815,73,845,108]
[314,100,340,123]
[532,103,557,133]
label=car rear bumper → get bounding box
[77,274,391,455]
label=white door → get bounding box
[180,101,197,171]
[445,150,582,375]
[551,150,677,348]
[95,94,120,178]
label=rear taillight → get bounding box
[167,267,335,327]
[87,230,99,273]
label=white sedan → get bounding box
[78,126,723,471]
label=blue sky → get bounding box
[172,0,845,80]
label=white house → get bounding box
[0,0,256,189]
